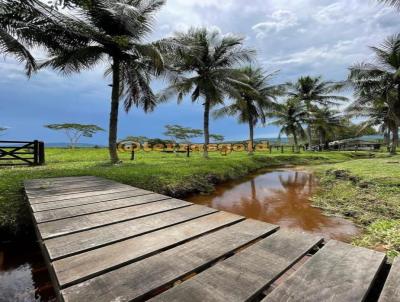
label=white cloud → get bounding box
[252,10,298,39]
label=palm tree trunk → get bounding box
[109,58,120,164]
[391,124,398,155]
[248,119,254,154]
[203,99,210,158]
[293,132,299,153]
[306,124,312,148]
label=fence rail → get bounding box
[0,140,45,166]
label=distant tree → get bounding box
[271,99,307,153]
[163,125,203,144]
[0,127,8,137]
[310,106,342,145]
[123,136,150,145]
[209,134,225,143]
[213,66,282,154]
[287,76,347,147]
[44,123,104,149]
[159,28,255,158]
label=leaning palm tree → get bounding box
[270,99,307,152]
[160,28,255,158]
[213,66,282,154]
[0,0,171,163]
[287,76,347,147]
[377,0,400,9]
[349,34,400,154]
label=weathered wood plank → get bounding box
[263,240,386,302]
[25,180,121,195]
[38,199,192,239]
[378,257,400,302]
[28,186,137,204]
[54,211,245,287]
[61,219,278,302]
[44,205,218,260]
[30,189,147,212]
[149,229,323,302]
[25,179,115,190]
[24,176,100,187]
[34,193,171,223]
[27,183,134,198]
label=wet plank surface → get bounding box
[24,176,394,302]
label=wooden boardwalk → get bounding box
[24,176,399,302]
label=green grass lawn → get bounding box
[311,156,400,258]
[0,148,361,240]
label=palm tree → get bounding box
[378,0,400,9]
[287,76,347,147]
[0,0,171,163]
[159,28,255,158]
[349,34,400,154]
[311,106,342,146]
[271,99,307,152]
[213,67,282,154]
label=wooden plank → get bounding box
[25,179,116,190]
[44,205,218,260]
[378,257,400,302]
[38,199,192,239]
[24,176,100,187]
[30,189,147,212]
[263,240,386,302]
[27,183,134,198]
[25,180,120,195]
[34,193,171,223]
[61,219,278,302]
[149,229,323,302]
[28,186,138,204]
[54,211,245,287]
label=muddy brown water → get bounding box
[187,167,361,242]
[1,168,360,301]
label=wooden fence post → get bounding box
[38,141,45,165]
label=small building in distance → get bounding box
[328,137,382,151]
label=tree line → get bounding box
[0,0,399,162]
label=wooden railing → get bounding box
[0,140,45,166]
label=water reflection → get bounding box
[0,242,56,302]
[187,168,360,242]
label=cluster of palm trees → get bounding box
[1,0,399,162]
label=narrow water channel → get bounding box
[187,167,360,242]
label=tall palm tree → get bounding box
[271,99,307,152]
[349,34,400,154]
[378,0,400,9]
[212,67,282,154]
[0,0,171,163]
[311,106,342,146]
[159,28,255,158]
[287,76,347,147]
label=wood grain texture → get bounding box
[33,193,170,223]
[44,205,218,260]
[264,240,386,302]
[61,219,278,302]
[30,189,147,212]
[25,179,116,190]
[27,183,134,198]
[38,199,192,239]
[54,211,245,287]
[378,257,400,302]
[149,229,323,302]
[28,186,139,204]
[24,176,100,187]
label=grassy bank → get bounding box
[311,155,400,258]
[0,148,361,241]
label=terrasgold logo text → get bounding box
[117,141,269,154]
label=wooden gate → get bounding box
[0,140,45,166]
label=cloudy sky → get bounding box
[0,0,399,144]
